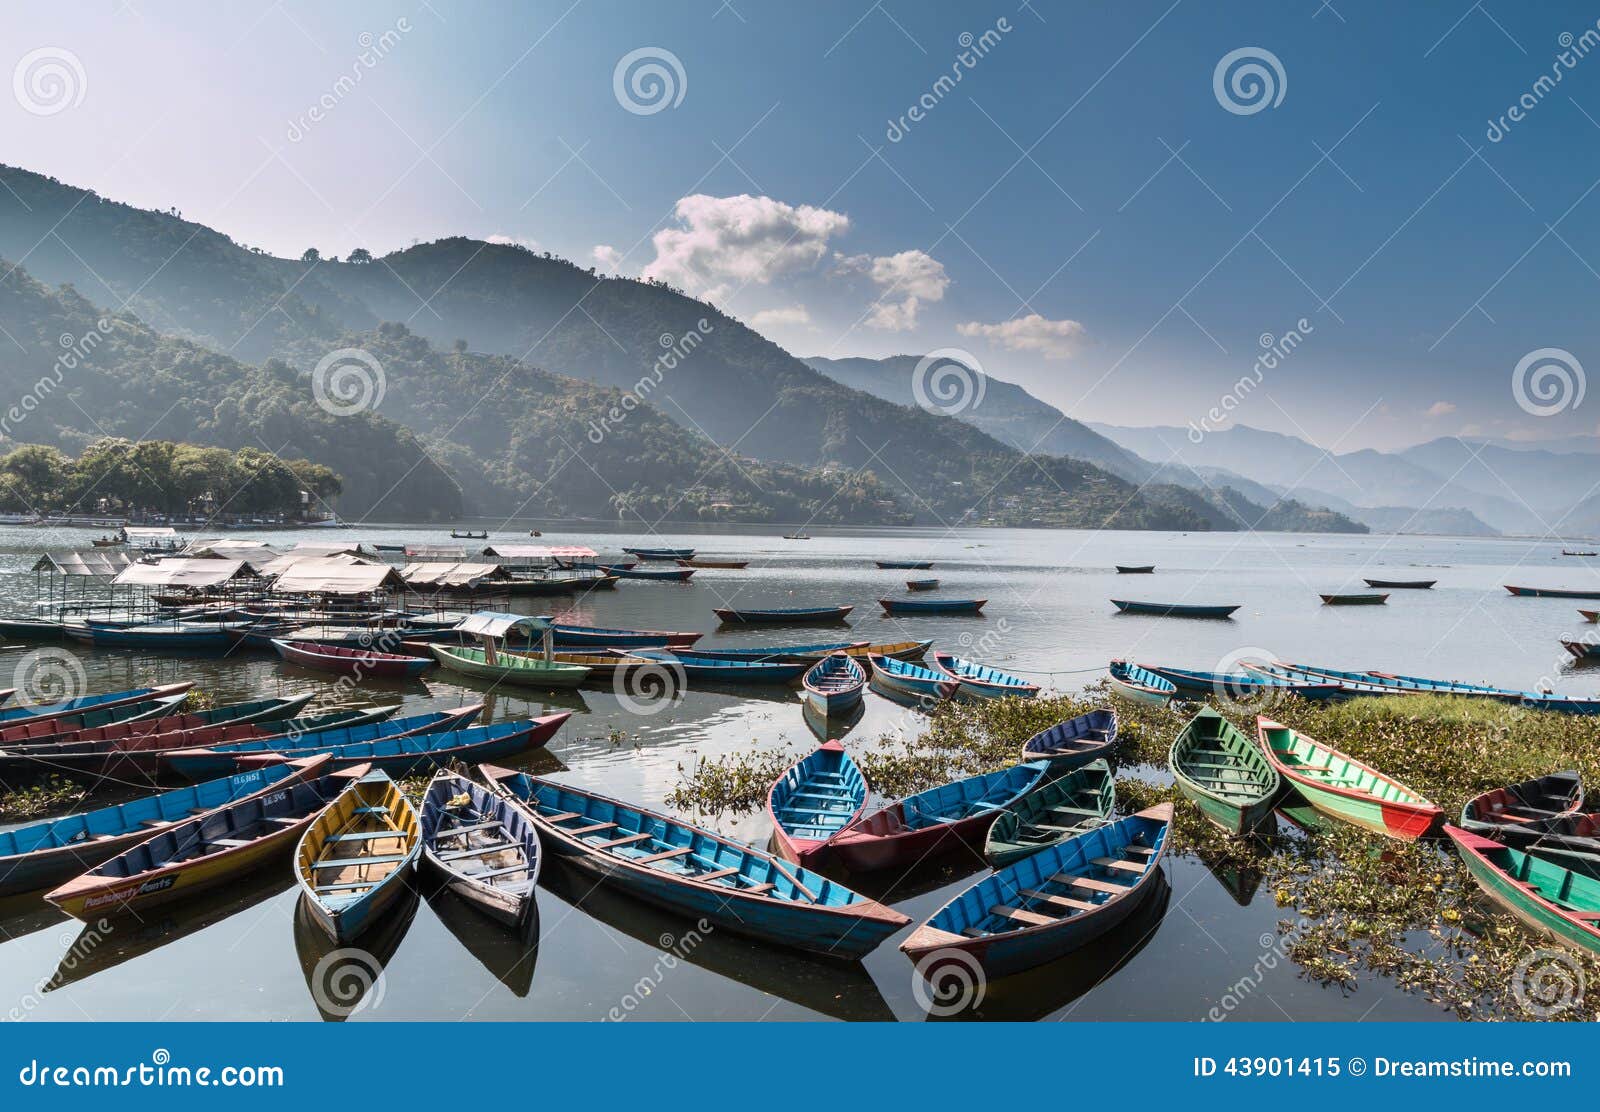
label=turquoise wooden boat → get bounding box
[713,605,853,624]
[0,757,326,897]
[157,706,484,779]
[1111,599,1239,618]
[1139,663,1345,702]
[1506,584,1600,599]
[766,740,870,865]
[931,652,1039,700]
[675,640,866,662]
[875,560,933,569]
[985,760,1115,866]
[622,547,695,561]
[866,654,959,704]
[0,683,193,727]
[1264,661,1600,716]
[598,564,695,581]
[629,649,809,685]
[800,653,866,716]
[1107,660,1175,706]
[901,803,1172,977]
[1446,824,1600,956]
[1170,707,1280,835]
[1021,709,1118,774]
[166,714,566,780]
[1257,718,1443,840]
[828,762,1051,873]
[296,768,421,942]
[878,597,985,615]
[482,767,909,958]
[551,623,700,649]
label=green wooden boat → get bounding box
[1446,824,1600,955]
[1257,718,1442,841]
[430,644,591,688]
[983,760,1114,867]
[1170,707,1280,835]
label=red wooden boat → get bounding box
[271,638,434,677]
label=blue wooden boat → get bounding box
[931,652,1040,700]
[296,768,421,942]
[551,623,700,649]
[622,547,696,561]
[1262,661,1600,716]
[878,597,986,615]
[875,560,933,570]
[800,653,866,716]
[420,770,540,931]
[628,649,809,685]
[828,762,1052,873]
[866,654,959,704]
[674,640,866,662]
[481,767,909,958]
[1138,663,1346,702]
[1107,660,1176,706]
[1021,709,1118,774]
[906,578,940,591]
[900,803,1172,977]
[167,714,566,780]
[713,605,853,624]
[0,683,193,727]
[67,621,249,651]
[157,706,485,779]
[598,564,696,582]
[1111,599,1239,618]
[767,740,870,866]
[1506,584,1600,599]
[0,757,327,897]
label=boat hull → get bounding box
[1446,826,1600,955]
[878,598,986,615]
[1111,599,1239,618]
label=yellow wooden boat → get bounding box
[295,769,420,942]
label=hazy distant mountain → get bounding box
[1397,438,1600,531]
[801,354,1152,481]
[1472,434,1600,455]
[1350,506,1500,537]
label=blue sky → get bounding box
[6,0,1600,450]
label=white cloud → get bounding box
[957,313,1086,359]
[836,249,949,331]
[485,233,539,251]
[640,194,850,296]
[1424,401,1457,418]
[749,305,812,330]
[592,244,623,272]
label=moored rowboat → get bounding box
[875,560,933,570]
[878,597,985,616]
[713,605,853,624]
[800,653,866,717]
[767,740,870,866]
[1256,718,1442,840]
[483,767,908,958]
[296,768,421,942]
[598,564,695,581]
[905,578,939,591]
[420,770,540,931]
[1506,585,1600,599]
[1021,710,1118,774]
[622,547,695,561]
[272,638,433,677]
[1111,599,1239,618]
[1445,825,1600,956]
[1320,592,1388,606]
[551,623,701,649]
[431,644,591,688]
[1460,772,1600,879]
[1115,565,1155,574]
[676,558,748,569]
[931,652,1039,700]
[1107,660,1176,707]
[1364,578,1435,589]
[1170,707,1280,835]
[1138,663,1345,702]
[984,760,1114,867]
[866,654,959,705]
[628,649,808,685]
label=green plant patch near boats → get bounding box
[0,774,87,823]
[666,686,1600,1019]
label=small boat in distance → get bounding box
[1581,609,1599,623]
[1363,578,1435,589]
[1506,585,1600,599]
[1563,550,1599,557]
[1115,565,1155,574]
[782,531,812,540]
[1320,592,1389,606]
[1256,718,1443,840]
[676,558,749,569]
[878,597,986,616]
[713,605,853,624]
[1020,709,1117,774]
[622,546,696,561]
[800,654,866,717]
[1107,660,1176,707]
[1111,599,1239,619]
[597,564,695,582]
[451,530,489,540]
[875,560,933,570]
[905,578,939,591]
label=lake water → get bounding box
[1,522,1596,1022]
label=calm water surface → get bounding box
[2,522,1597,1022]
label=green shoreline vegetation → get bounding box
[668,688,1600,1020]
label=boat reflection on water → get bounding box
[424,882,539,998]
[293,886,420,1022]
[801,697,864,742]
[540,861,895,1021]
[423,680,592,719]
[1195,831,1273,907]
[916,870,1172,1022]
[43,868,293,993]
[0,891,71,943]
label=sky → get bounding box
[5,0,1600,451]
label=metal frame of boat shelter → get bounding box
[455,610,555,661]
[29,550,137,616]
[107,557,268,623]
